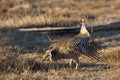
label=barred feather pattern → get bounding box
[68,36,103,61]
[72,37,90,53]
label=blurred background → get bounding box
[0,0,120,80]
[0,0,120,28]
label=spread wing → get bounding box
[68,36,102,61]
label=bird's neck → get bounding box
[80,23,90,37]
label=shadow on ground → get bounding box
[0,23,120,54]
[0,27,77,54]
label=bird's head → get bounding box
[41,49,52,61]
[41,49,58,61]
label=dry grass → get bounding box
[0,0,120,80]
[0,0,120,28]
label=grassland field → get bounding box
[0,0,120,80]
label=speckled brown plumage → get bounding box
[42,19,102,69]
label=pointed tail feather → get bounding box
[85,51,104,62]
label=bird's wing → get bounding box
[68,37,89,53]
[68,37,103,61]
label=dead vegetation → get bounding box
[0,0,120,80]
[0,0,120,28]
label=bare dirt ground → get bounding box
[0,0,120,80]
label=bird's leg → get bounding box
[69,59,73,67]
[74,58,79,70]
